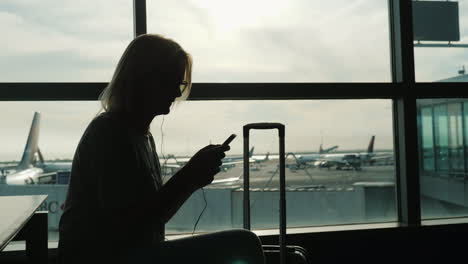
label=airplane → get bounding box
[0,112,63,185]
[224,146,255,163]
[290,136,376,171]
[286,141,341,165]
[251,151,270,164]
[312,153,362,170]
[319,135,376,169]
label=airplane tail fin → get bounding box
[321,145,338,154]
[367,135,375,153]
[36,148,45,166]
[17,112,41,170]
[249,147,254,158]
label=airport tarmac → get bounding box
[2,160,396,245]
[195,160,396,190]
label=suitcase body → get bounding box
[243,123,310,264]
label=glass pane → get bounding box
[0,0,133,82]
[413,0,468,82]
[0,102,99,242]
[448,103,464,173]
[0,100,395,241]
[434,104,449,172]
[421,107,435,171]
[147,1,391,82]
[418,99,468,220]
[155,99,396,233]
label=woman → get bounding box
[57,34,264,264]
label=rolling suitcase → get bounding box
[243,123,310,264]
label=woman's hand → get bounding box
[180,144,230,191]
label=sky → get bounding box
[0,0,467,161]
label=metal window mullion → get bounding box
[0,83,106,101]
[393,97,421,227]
[389,0,421,227]
[0,82,401,101]
[2,82,468,101]
[133,0,147,37]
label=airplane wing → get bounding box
[211,176,241,184]
[222,160,243,166]
[211,171,242,185]
[369,153,394,164]
[373,152,394,158]
[0,165,18,171]
[222,158,255,166]
[36,172,58,184]
[161,164,181,168]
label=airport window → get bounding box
[155,100,396,233]
[147,0,391,82]
[2,0,468,249]
[0,100,396,238]
[0,101,100,241]
[0,0,133,82]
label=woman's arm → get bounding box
[99,144,228,225]
[151,168,196,223]
[98,169,192,227]
[145,144,229,223]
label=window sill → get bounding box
[422,216,468,226]
[165,222,401,240]
[252,222,401,236]
[6,219,468,252]
[2,241,58,252]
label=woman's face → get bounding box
[139,65,184,116]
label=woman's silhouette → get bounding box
[57,34,263,264]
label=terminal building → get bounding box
[418,72,468,217]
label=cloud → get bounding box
[1,0,132,82]
[147,0,391,82]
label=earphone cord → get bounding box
[192,187,208,235]
[158,115,208,235]
[160,116,168,182]
[157,116,208,236]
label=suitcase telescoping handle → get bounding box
[243,123,286,264]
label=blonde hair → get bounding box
[99,34,193,113]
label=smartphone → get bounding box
[222,134,237,147]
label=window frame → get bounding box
[1,0,468,233]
